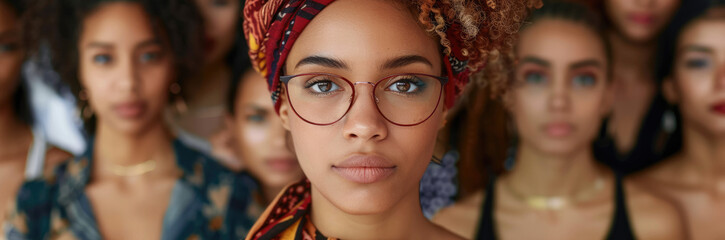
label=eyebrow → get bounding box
[295,56,349,70]
[0,30,19,40]
[380,55,434,70]
[569,59,602,70]
[84,39,161,49]
[680,45,714,54]
[519,56,550,67]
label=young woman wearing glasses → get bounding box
[242,0,539,238]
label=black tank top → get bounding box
[476,174,636,240]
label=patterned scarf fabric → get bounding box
[243,0,476,113]
[245,179,334,240]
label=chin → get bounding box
[316,181,404,215]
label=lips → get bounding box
[628,13,655,25]
[543,122,574,137]
[332,155,396,184]
[711,102,725,115]
[113,101,147,119]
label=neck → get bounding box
[609,30,657,83]
[506,142,604,197]
[260,184,284,206]
[310,185,432,239]
[94,120,173,168]
[0,101,31,158]
[680,123,725,182]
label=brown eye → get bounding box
[395,82,411,92]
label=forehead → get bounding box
[679,19,725,53]
[286,0,440,69]
[80,2,156,45]
[517,19,607,65]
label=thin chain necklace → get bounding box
[107,159,157,177]
[504,176,605,211]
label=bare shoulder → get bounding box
[433,190,485,240]
[624,178,686,240]
[630,156,682,187]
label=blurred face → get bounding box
[280,0,446,215]
[667,16,725,136]
[0,2,23,105]
[606,0,679,43]
[508,19,611,155]
[194,0,239,64]
[79,2,175,135]
[229,69,303,189]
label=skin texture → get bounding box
[278,0,460,239]
[604,0,680,153]
[77,3,181,239]
[0,1,70,221]
[226,69,304,204]
[635,15,725,240]
[434,19,684,240]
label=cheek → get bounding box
[0,53,23,82]
[140,63,174,102]
[676,75,711,110]
[510,89,547,133]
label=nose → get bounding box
[342,83,388,142]
[548,78,571,112]
[115,55,139,93]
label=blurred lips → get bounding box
[543,122,574,137]
[266,157,298,173]
[628,13,655,25]
[113,101,146,119]
[332,155,396,184]
[712,101,725,115]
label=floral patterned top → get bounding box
[3,139,257,240]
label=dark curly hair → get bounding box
[22,0,204,132]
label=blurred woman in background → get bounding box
[223,66,304,215]
[3,0,255,239]
[635,1,725,239]
[434,2,684,239]
[0,0,71,224]
[596,0,681,173]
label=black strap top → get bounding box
[476,175,636,240]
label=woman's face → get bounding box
[667,16,725,136]
[228,69,303,190]
[605,0,679,43]
[280,0,446,214]
[508,19,611,156]
[79,2,175,135]
[194,0,239,65]
[0,2,23,105]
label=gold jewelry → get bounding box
[107,159,157,177]
[505,176,605,211]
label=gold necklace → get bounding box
[107,159,157,177]
[505,176,605,211]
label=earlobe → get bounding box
[662,77,679,104]
[278,93,292,131]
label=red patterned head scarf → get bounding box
[244,0,541,113]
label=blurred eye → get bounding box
[93,54,112,65]
[246,113,266,123]
[684,58,710,69]
[572,73,596,87]
[0,43,19,53]
[524,71,547,85]
[139,51,162,63]
[211,0,230,7]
